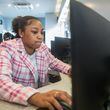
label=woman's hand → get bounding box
[68,66,72,77]
[28,90,72,110]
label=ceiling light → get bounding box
[36,3,40,7]
[12,0,33,10]
[8,4,11,7]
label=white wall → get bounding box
[45,13,65,48]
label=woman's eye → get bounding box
[31,29,45,35]
[32,31,38,34]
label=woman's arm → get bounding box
[0,45,72,109]
[45,46,71,74]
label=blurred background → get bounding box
[0,0,110,64]
[0,0,70,47]
[0,0,71,63]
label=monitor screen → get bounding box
[70,1,110,110]
[0,33,3,43]
[51,37,71,63]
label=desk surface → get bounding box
[0,73,72,110]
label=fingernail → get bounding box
[69,101,72,105]
[61,108,63,110]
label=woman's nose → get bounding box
[37,33,43,39]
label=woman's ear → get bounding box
[18,29,23,38]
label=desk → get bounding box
[0,73,72,110]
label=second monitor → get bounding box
[51,37,71,63]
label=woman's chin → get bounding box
[35,43,41,49]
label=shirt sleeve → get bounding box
[44,45,71,74]
[0,49,38,105]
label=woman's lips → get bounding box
[35,41,42,46]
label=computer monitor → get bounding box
[0,33,3,43]
[51,37,71,63]
[70,1,110,110]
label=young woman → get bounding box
[0,16,71,110]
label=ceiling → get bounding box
[0,0,62,18]
[0,0,110,20]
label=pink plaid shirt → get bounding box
[0,38,71,105]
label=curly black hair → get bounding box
[12,16,40,38]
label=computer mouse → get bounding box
[56,99,72,110]
[37,99,72,110]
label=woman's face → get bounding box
[20,19,44,54]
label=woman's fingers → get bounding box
[47,97,63,110]
[59,92,72,105]
[44,101,55,110]
[53,90,72,106]
[28,90,72,109]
